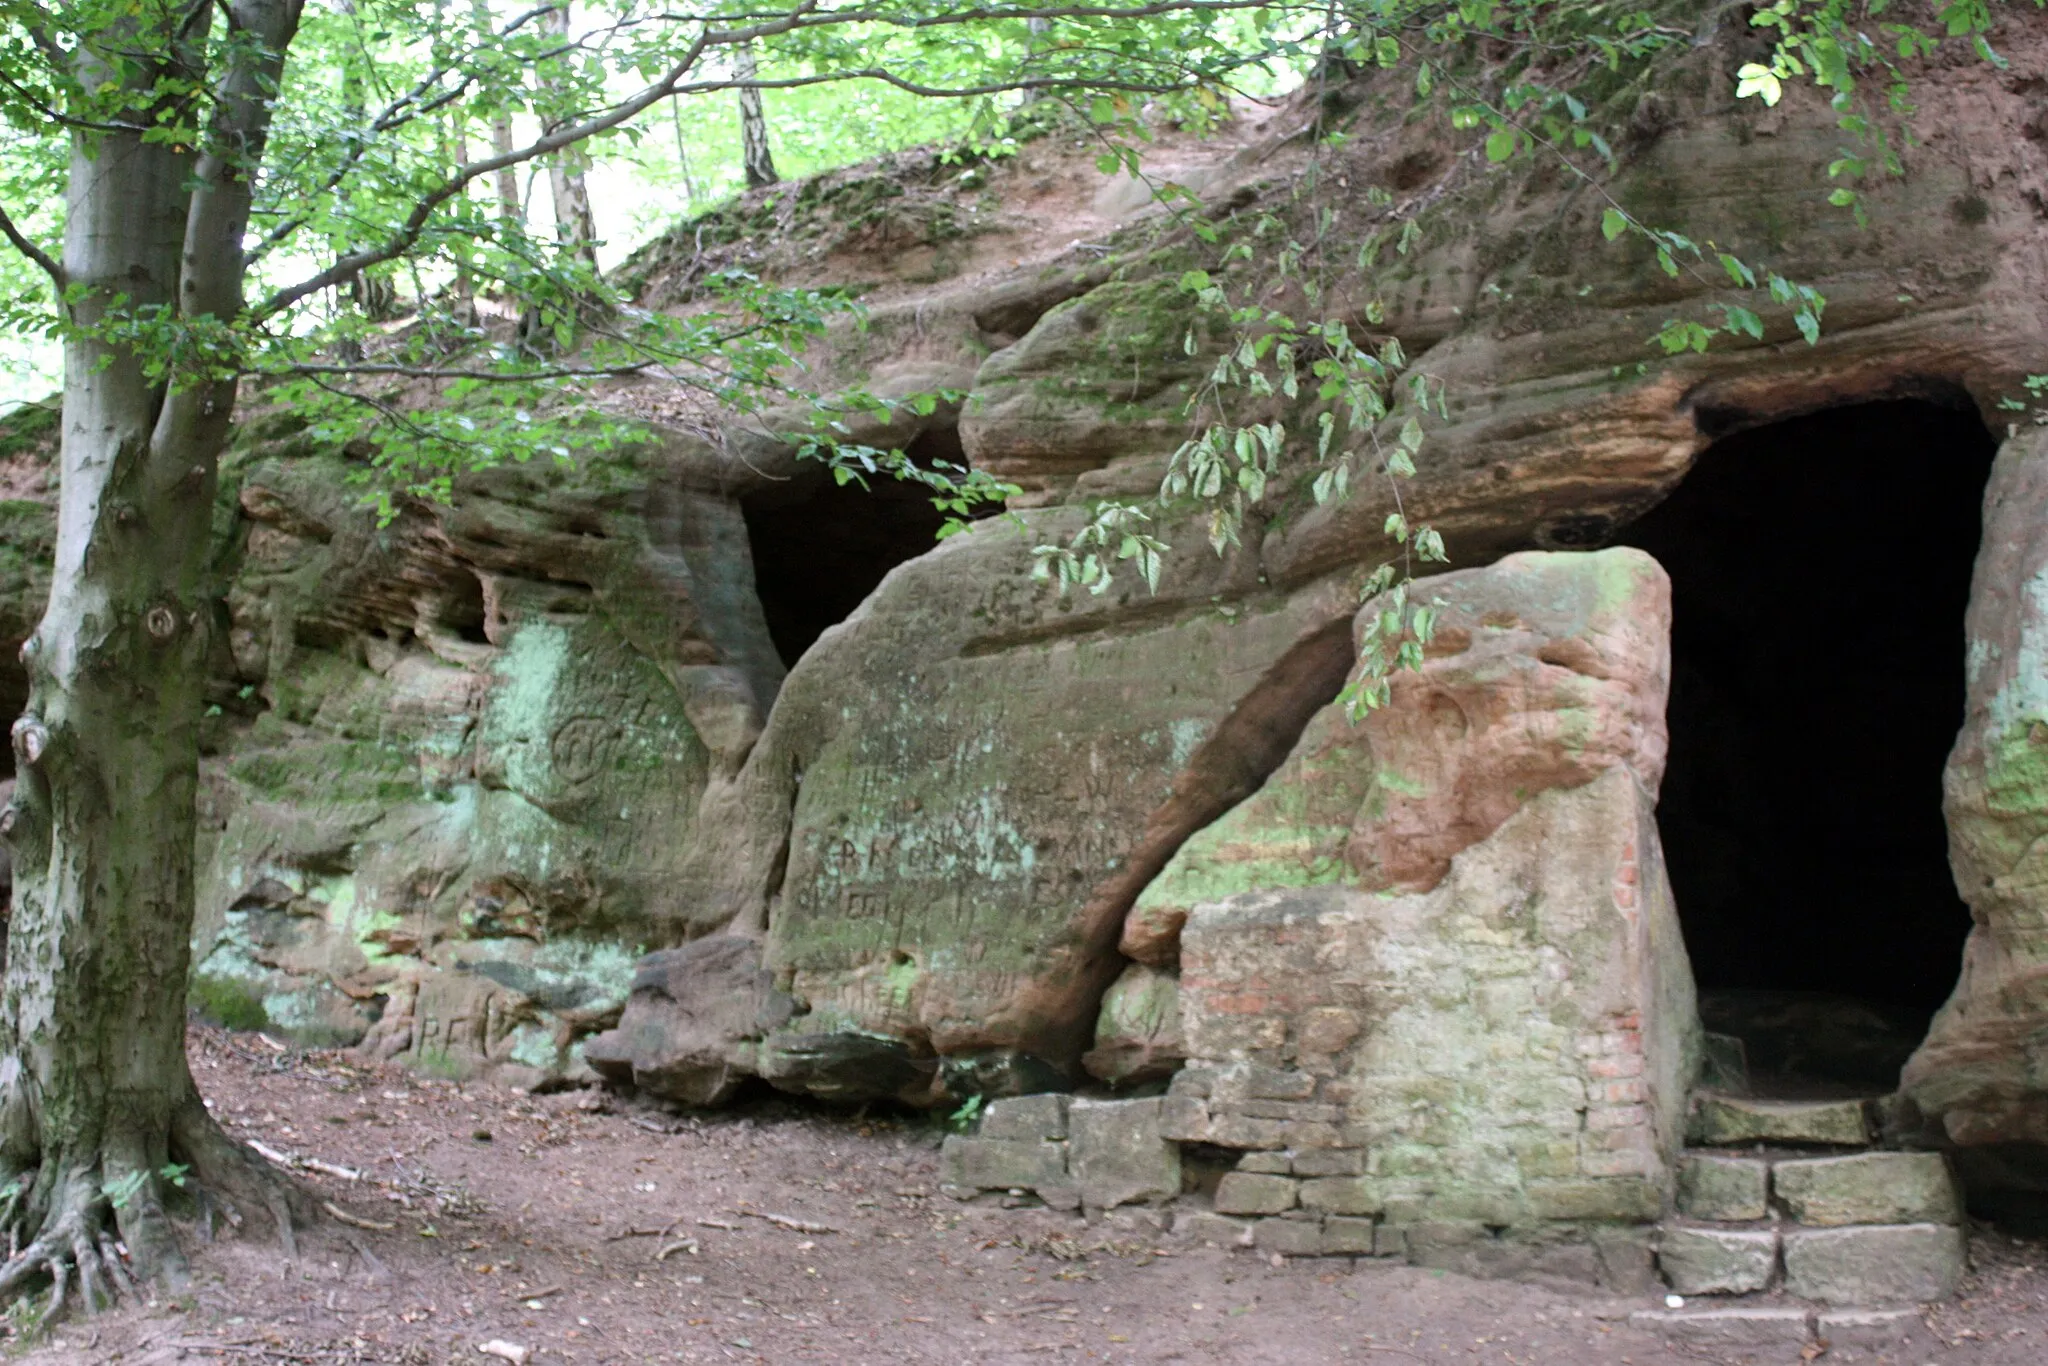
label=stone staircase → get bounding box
[1634,1087,1967,1351]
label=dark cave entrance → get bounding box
[1618,398,1995,1092]
[741,428,971,668]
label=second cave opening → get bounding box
[741,428,968,669]
[1618,397,1995,1091]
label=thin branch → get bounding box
[278,359,657,381]
[0,202,63,294]
[0,67,149,134]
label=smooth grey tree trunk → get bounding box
[737,44,779,189]
[542,4,600,268]
[0,0,314,1312]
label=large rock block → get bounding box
[1163,550,1698,1235]
[583,936,792,1105]
[686,512,1362,1097]
[1125,547,1672,961]
[1907,425,2048,1149]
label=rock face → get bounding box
[1906,422,2048,1149]
[2,6,2048,1289]
[191,448,768,1082]
[659,518,1361,1102]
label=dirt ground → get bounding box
[8,1026,2048,1366]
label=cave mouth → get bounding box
[1618,398,1996,1094]
[742,428,973,668]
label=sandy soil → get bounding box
[7,1026,2047,1366]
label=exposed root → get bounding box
[0,1173,138,1327]
[0,1091,326,1324]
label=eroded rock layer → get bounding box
[0,4,2045,1241]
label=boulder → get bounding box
[1125,547,1671,960]
[676,511,1362,1098]
[584,936,793,1105]
[1906,424,2048,1147]
[1161,550,1698,1234]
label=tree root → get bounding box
[0,1092,324,1323]
[0,1172,141,1324]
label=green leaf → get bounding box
[1601,208,1628,242]
[1722,305,1765,340]
[1484,128,1517,163]
[1735,63,1784,106]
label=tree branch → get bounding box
[0,203,63,295]
[278,359,657,381]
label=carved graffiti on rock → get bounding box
[550,715,614,784]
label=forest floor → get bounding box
[4,1026,2048,1366]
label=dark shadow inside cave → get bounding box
[741,428,972,668]
[1617,398,1995,1093]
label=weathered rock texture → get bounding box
[1155,551,1697,1255]
[1906,421,2048,1148]
[0,1,2044,1265]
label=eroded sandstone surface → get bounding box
[1,1,2046,1277]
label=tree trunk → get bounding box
[736,43,779,189]
[0,0,313,1314]
[542,4,600,268]
[493,116,524,227]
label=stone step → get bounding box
[1676,1148,1963,1225]
[1655,1219,1967,1304]
[1659,1223,1778,1295]
[1774,1151,1961,1227]
[1629,1305,1813,1350]
[1631,1304,1930,1353]
[1689,1091,1874,1147]
[1783,1223,1965,1303]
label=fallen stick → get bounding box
[248,1138,293,1167]
[697,1218,737,1230]
[655,1237,699,1262]
[742,1210,839,1235]
[321,1201,396,1232]
[303,1158,362,1181]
